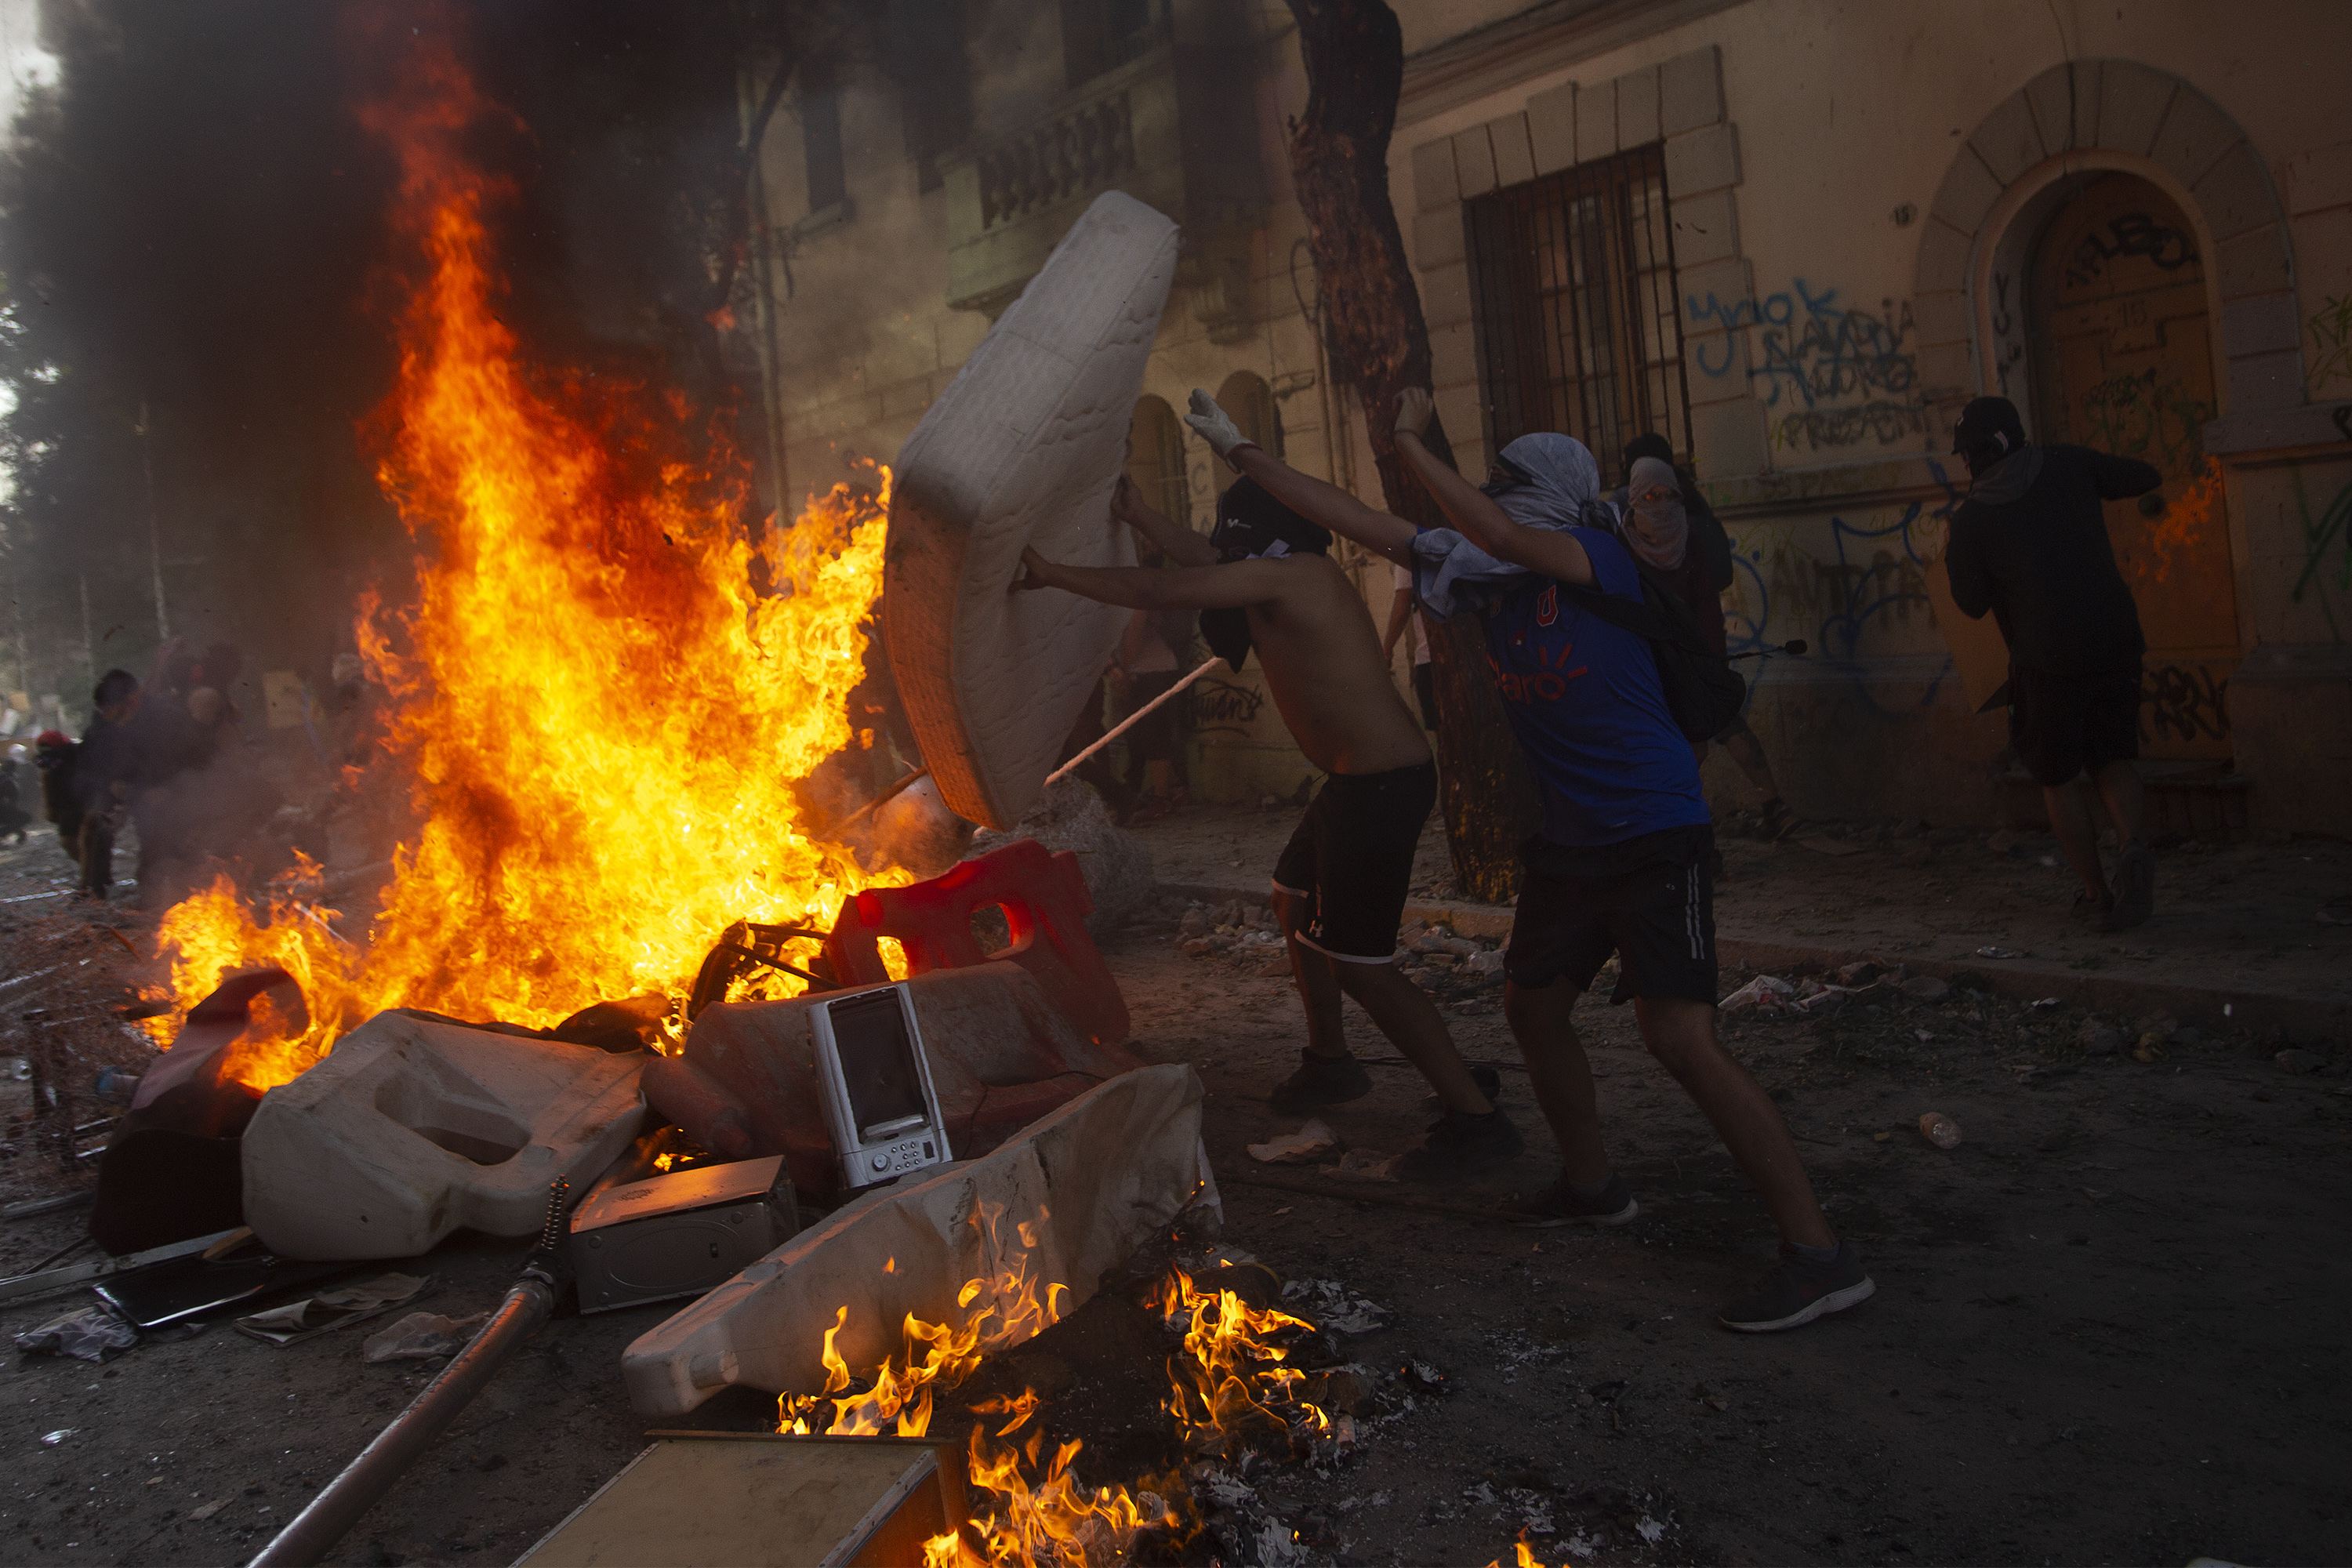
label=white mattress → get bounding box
[884,191,1181,829]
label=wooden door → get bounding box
[2030,173,2235,758]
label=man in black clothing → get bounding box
[1617,433,1794,837]
[74,669,144,899]
[1944,396,2162,931]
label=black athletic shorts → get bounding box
[1504,825,1717,1005]
[1270,762,1437,963]
[2009,666,2140,786]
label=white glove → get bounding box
[1185,389,1256,470]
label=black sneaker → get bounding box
[2103,843,2154,931]
[2070,889,2113,925]
[1268,1048,1373,1114]
[1761,798,1796,840]
[1418,1062,1504,1112]
[1504,1171,1639,1227]
[1718,1241,1875,1332]
[1395,1107,1523,1180]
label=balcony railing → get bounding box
[977,93,1137,231]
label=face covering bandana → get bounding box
[1620,456,1690,571]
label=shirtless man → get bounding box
[1015,467,1519,1178]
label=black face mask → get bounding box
[1480,452,1537,499]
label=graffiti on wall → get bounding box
[1189,677,1268,735]
[1685,278,1923,452]
[2058,209,2198,290]
[2291,465,2352,641]
[2143,662,2230,744]
[2308,296,2352,393]
[2074,366,2215,479]
[1719,469,1961,716]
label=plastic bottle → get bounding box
[1918,1111,1962,1149]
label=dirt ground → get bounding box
[0,815,2347,1566]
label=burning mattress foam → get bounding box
[886,190,1181,829]
[241,1011,648,1261]
[622,1063,1205,1417]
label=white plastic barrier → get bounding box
[622,1063,1207,1417]
[241,1011,647,1260]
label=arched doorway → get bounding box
[2025,172,2236,759]
[1126,394,1189,532]
[1215,370,1283,459]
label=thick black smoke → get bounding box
[0,0,883,726]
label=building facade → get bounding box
[744,0,2352,836]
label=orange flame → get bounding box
[922,1427,1187,1568]
[1156,1266,1329,1456]
[776,1203,1069,1439]
[143,29,904,1089]
[2137,454,2223,586]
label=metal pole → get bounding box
[246,1277,554,1567]
[1045,656,1226,786]
[78,575,95,696]
[135,401,168,642]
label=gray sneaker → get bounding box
[1718,1241,1875,1332]
[1504,1171,1639,1228]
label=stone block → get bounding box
[1488,111,1535,190]
[2214,221,2293,301]
[1659,45,1723,136]
[1454,123,1497,199]
[2149,84,2238,188]
[1577,76,1618,162]
[2291,209,2352,325]
[1413,136,1459,212]
[1682,329,1751,404]
[2220,291,2303,359]
[1414,204,1466,269]
[1434,383,1486,448]
[1913,216,1975,297]
[1528,80,1578,176]
[1669,188,1739,267]
[2095,60,2176,157]
[2194,140,2283,240]
[1665,122,1740,197]
[1617,64,1661,147]
[2064,59,2103,150]
[1422,260,1473,329]
[1930,147,2005,236]
[1690,394,1767,478]
[2021,65,2078,155]
[2285,139,2352,216]
[1429,318,1479,387]
[2227,348,2304,414]
[1914,340,1974,404]
[1911,288,1972,348]
[880,374,935,419]
[1969,90,2046,185]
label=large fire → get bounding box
[145,35,903,1089]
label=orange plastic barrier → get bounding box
[825,838,1130,1047]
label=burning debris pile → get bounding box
[762,1207,1396,1568]
[137,34,909,1094]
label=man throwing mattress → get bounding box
[1016,473,1517,1178]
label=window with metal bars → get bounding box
[1463,143,1690,481]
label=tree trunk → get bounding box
[1281,0,1539,905]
